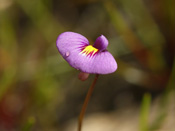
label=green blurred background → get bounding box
[0,0,174,131]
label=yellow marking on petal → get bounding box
[80,45,98,57]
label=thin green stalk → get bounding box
[78,74,99,131]
[139,93,151,131]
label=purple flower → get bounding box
[56,32,117,74]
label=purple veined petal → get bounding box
[56,32,117,74]
[78,51,117,74]
[93,35,108,51]
[92,51,117,74]
[56,32,89,59]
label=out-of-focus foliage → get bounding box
[0,0,174,130]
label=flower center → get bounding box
[80,45,98,57]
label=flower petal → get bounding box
[92,51,117,74]
[78,51,117,74]
[93,35,108,51]
[56,31,89,59]
[56,32,117,74]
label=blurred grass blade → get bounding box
[0,67,16,99]
[118,0,165,47]
[103,1,150,68]
[167,57,175,90]
[22,117,35,131]
[150,57,175,130]
[163,0,175,43]
[139,93,151,131]
[103,1,167,71]
[117,0,166,71]
[15,0,64,43]
[0,10,17,100]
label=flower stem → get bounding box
[78,74,99,131]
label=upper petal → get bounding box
[93,35,108,51]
